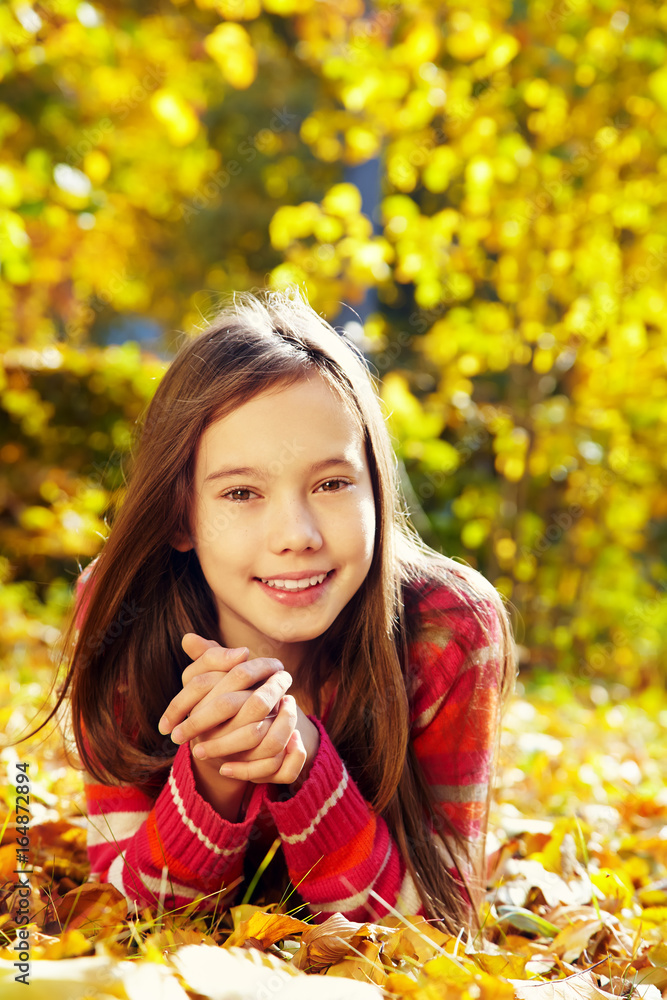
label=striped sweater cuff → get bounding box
[155,742,266,878]
[266,717,373,865]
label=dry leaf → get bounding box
[171,943,382,997]
[551,920,606,962]
[53,882,128,936]
[293,913,371,970]
[225,909,310,948]
[381,915,450,964]
[326,939,385,985]
[512,970,628,1000]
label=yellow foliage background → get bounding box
[1,2,665,772]
[2,3,667,994]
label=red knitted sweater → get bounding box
[79,569,504,922]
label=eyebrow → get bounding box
[203,457,362,485]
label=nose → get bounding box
[268,493,323,552]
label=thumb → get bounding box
[181,632,221,660]
[182,632,250,665]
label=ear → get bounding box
[171,531,195,552]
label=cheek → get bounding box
[351,495,376,557]
[193,502,239,547]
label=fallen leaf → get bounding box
[551,919,606,962]
[171,943,383,997]
[53,882,128,936]
[326,939,385,985]
[225,909,310,948]
[512,970,626,1000]
[495,906,561,937]
[381,914,450,964]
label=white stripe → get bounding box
[311,840,393,913]
[137,869,206,900]
[86,810,149,847]
[395,869,422,915]
[168,771,245,857]
[412,638,502,731]
[431,783,487,803]
[413,690,447,731]
[104,853,207,903]
[281,768,349,845]
[468,640,503,667]
[106,853,126,897]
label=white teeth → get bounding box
[260,573,329,590]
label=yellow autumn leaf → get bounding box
[150,90,200,146]
[204,23,257,89]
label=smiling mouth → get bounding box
[254,570,336,591]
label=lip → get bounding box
[255,569,336,607]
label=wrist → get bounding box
[287,713,320,793]
[190,749,249,822]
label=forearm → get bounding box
[85,743,266,910]
[266,718,422,922]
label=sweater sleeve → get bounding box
[265,716,413,923]
[408,594,505,906]
[84,743,267,912]
[264,591,505,924]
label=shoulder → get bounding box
[401,567,505,730]
[402,566,502,655]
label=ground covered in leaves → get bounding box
[2,675,667,999]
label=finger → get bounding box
[203,696,292,763]
[191,715,274,760]
[159,669,229,734]
[185,656,288,726]
[204,656,285,698]
[269,730,307,786]
[239,695,297,762]
[181,632,221,662]
[232,670,293,728]
[220,730,306,785]
[181,642,249,686]
[168,689,251,744]
[219,750,287,782]
[162,648,255,734]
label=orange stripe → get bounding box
[85,782,151,805]
[288,814,377,884]
[145,812,199,883]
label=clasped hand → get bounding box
[158,633,319,787]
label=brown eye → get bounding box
[221,488,256,502]
[319,479,350,492]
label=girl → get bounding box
[45,287,517,933]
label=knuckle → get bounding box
[231,662,252,686]
[244,729,263,751]
[249,689,271,713]
[263,735,286,757]
[201,648,221,668]
[212,693,233,714]
[192,670,216,689]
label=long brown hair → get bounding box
[35,286,517,932]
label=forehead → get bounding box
[196,375,366,473]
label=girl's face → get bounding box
[174,373,376,674]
